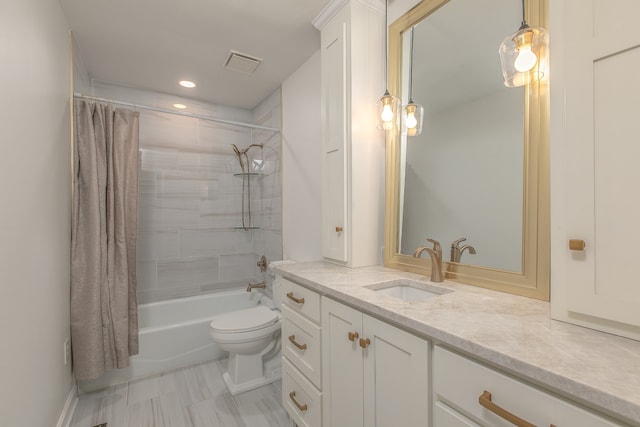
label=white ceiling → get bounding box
[59,0,331,110]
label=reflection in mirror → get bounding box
[398,0,524,272]
[385,0,549,300]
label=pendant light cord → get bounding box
[408,26,414,103]
[384,0,388,92]
[519,0,529,29]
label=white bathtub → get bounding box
[79,288,272,393]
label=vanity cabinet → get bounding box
[550,0,640,340]
[314,0,384,267]
[279,277,323,427]
[433,346,625,427]
[321,296,429,426]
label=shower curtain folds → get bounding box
[71,99,140,381]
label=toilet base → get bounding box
[223,354,282,395]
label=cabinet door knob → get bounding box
[478,390,535,427]
[569,239,586,251]
[359,337,371,349]
[288,335,307,351]
[335,226,343,233]
[289,391,308,412]
[348,331,359,342]
[286,292,305,305]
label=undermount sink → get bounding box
[366,280,452,303]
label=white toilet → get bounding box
[209,283,282,395]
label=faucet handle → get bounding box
[451,237,467,249]
[426,238,441,253]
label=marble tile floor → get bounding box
[70,359,292,427]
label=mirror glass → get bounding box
[385,0,549,300]
[398,0,523,272]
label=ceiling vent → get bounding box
[224,50,262,75]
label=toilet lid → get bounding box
[210,306,279,333]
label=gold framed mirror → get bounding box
[384,0,550,300]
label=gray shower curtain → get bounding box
[71,99,140,381]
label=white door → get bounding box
[321,297,363,427]
[563,0,640,328]
[362,315,430,426]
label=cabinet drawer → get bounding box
[434,346,623,427]
[279,277,321,324]
[283,358,322,427]
[434,401,481,427]
[282,305,322,388]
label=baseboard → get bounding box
[56,383,78,427]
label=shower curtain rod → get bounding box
[73,93,280,132]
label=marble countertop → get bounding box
[271,261,640,426]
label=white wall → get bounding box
[0,0,73,425]
[390,0,421,23]
[281,50,323,261]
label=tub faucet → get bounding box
[450,237,477,263]
[413,238,444,282]
[246,282,266,292]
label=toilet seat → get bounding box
[210,306,279,334]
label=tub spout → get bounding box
[247,282,266,292]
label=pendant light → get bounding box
[402,26,424,136]
[377,0,399,131]
[498,0,549,88]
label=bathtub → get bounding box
[79,288,272,393]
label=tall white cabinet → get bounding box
[314,0,385,267]
[550,0,640,340]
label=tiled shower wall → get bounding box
[91,83,282,303]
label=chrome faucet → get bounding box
[413,238,444,282]
[246,282,266,292]
[450,238,476,263]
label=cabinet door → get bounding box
[362,315,430,426]
[562,0,640,329]
[321,5,348,262]
[321,297,363,427]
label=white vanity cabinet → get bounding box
[279,277,323,427]
[550,0,640,339]
[321,296,429,426]
[433,346,625,427]
[314,0,384,267]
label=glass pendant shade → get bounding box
[377,90,400,131]
[499,25,549,87]
[402,101,424,136]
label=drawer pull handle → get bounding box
[479,390,536,427]
[348,331,359,342]
[359,337,371,349]
[289,391,308,412]
[288,335,307,351]
[336,226,343,233]
[569,239,586,251]
[286,292,305,304]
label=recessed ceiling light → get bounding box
[173,103,187,109]
[179,80,196,88]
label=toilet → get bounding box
[209,282,282,395]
